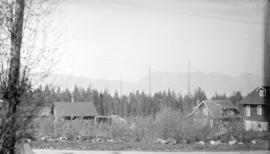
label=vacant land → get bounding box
[33,150,270,154]
[32,109,270,152]
[30,140,270,152]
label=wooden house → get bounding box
[186,100,241,128]
[239,86,270,131]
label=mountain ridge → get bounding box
[33,72,263,97]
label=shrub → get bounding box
[109,121,131,141]
[253,131,270,140]
[127,116,156,143]
[129,116,146,142]
[179,119,197,143]
[141,116,156,142]
[155,107,183,140]
[36,118,97,140]
[35,117,54,137]
[235,131,270,142]
[179,119,216,143]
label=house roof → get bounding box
[240,86,270,105]
[186,100,239,119]
[212,100,238,109]
[54,102,99,117]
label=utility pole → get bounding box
[120,74,122,97]
[264,1,270,86]
[149,66,151,96]
[188,59,191,96]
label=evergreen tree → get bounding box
[212,92,227,100]
[230,91,243,106]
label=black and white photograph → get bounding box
[0,0,269,153]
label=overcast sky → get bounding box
[51,0,267,82]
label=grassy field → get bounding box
[30,140,270,151]
[33,109,270,152]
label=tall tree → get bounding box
[230,91,243,106]
[0,1,25,153]
[194,87,207,102]
[212,92,227,100]
[0,0,60,153]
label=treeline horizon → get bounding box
[33,85,243,117]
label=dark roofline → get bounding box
[186,100,238,119]
[240,86,270,105]
[185,101,215,119]
[54,101,100,117]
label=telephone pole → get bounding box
[149,66,151,96]
[264,2,270,86]
[188,59,191,96]
[120,74,122,97]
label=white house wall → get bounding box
[244,120,268,131]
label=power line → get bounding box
[200,0,269,10]
[101,0,268,25]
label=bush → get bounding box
[179,119,216,143]
[109,122,130,141]
[36,118,97,140]
[35,117,54,137]
[36,109,270,144]
[128,116,156,143]
[235,131,270,142]
[127,108,217,143]
[155,107,183,140]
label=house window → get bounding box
[259,89,266,97]
[227,110,234,116]
[64,116,71,120]
[246,105,251,117]
[257,105,262,115]
[203,107,208,116]
[222,120,230,127]
[210,119,213,128]
[202,119,207,126]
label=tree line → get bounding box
[33,85,243,117]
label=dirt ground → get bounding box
[30,140,270,152]
[33,149,270,154]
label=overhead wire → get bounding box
[100,0,268,25]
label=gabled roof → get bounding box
[54,102,99,117]
[240,86,270,105]
[213,100,238,109]
[204,100,238,119]
[186,100,239,119]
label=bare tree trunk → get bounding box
[1,0,25,154]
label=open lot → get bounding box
[33,150,270,154]
[30,140,270,152]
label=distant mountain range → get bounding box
[33,72,263,97]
